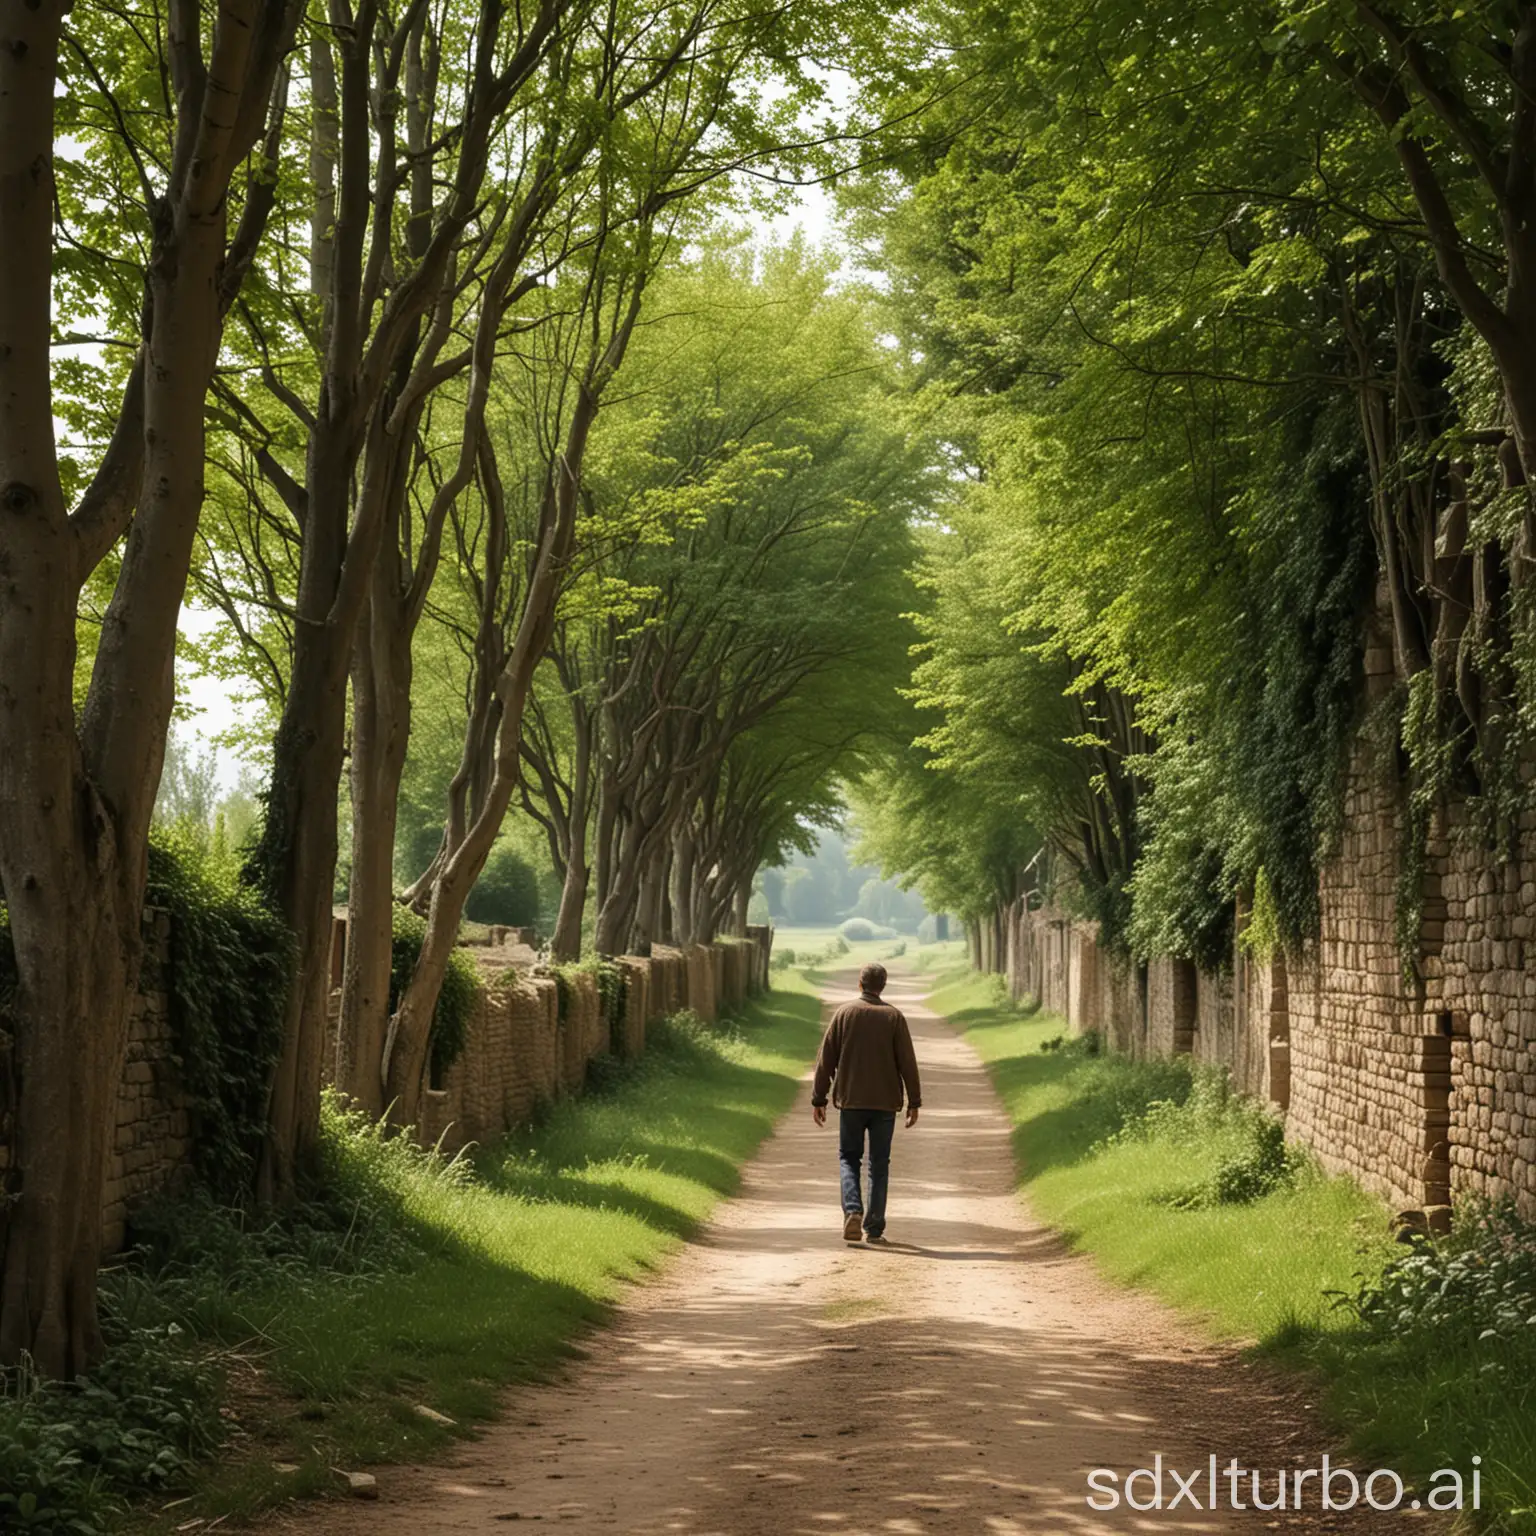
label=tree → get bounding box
[578,264,926,956]
[236,0,571,1196]
[464,847,541,927]
[154,731,221,833]
[843,0,1534,972]
[500,239,930,963]
[0,0,301,1374]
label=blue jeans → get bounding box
[839,1108,897,1238]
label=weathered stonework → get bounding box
[1003,707,1536,1218]
[92,926,775,1238]
[102,913,194,1251]
[615,958,650,1058]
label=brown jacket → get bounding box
[811,991,922,1112]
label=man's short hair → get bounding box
[859,963,888,995]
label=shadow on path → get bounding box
[266,965,1444,1536]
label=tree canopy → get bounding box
[848,0,1535,968]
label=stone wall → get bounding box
[1422,794,1536,1214]
[1003,718,1536,1219]
[92,925,776,1230]
[103,915,193,1251]
[417,971,566,1154]
[743,924,774,992]
[646,947,687,1021]
[615,957,650,1058]
[382,934,773,1156]
[14,910,243,1250]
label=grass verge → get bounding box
[933,968,1536,1534]
[5,977,823,1535]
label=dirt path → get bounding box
[275,968,1443,1535]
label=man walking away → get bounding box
[810,962,922,1245]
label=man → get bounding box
[810,962,922,1244]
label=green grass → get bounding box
[919,951,982,1011]
[932,966,1536,1533]
[942,972,1387,1338]
[908,937,968,974]
[773,924,883,963]
[127,978,825,1527]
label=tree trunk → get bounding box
[381,720,523,1129]
[670,819,697,946]
[549,860,589,962]
[630,842,671,953]
[0,1,131,1376]
[596,838,653,957]
[1494,349,1536,585]
[732,870,753,936]
[546,702,592,961]
[0,0,298,1370]
[690,850,717,945]
[0,665,137,1378]
[382,349,622,1124]
[253,630,352,1201]
[336,582,413,1115]
[251,421,373,1200]
[593,890,635,958]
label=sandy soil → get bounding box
[264,968,1445,1535]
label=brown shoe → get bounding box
[842,1211,864,1242]
[864,1233,890,1246]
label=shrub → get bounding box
[465,846,541,927]
[770,947,797,970]
[21,1095,478,1535]
[838,918,897,942]
[1335,1202,1536,1344]
[1319,1201,1536,1523]
[1101,1068,1303,1208]
[151,831,294,1201]
[1041,1028,1102,1057]
[0,1333,221,1536]
[1199,1117,1296,1206]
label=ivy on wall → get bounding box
[388,907,479,1085]
[147,830,294,1202]
[0,906,13,1019]
[0,839,293,1204]
[543,957,629,1054]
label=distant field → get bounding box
[770,923,919,958]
